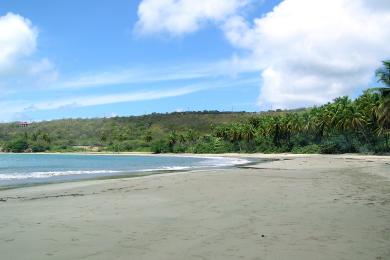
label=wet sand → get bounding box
[0,154,389,259]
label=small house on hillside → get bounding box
[18,122,30,128]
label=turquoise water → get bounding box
[0,154,249,187]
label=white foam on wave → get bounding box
[139,157,250,172]
[0,170,121,180]
[198,156,250,167]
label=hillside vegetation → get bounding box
[1,61,389,154]
[0,111,255,153]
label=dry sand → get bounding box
[0,154,389,260]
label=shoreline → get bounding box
[0,153,258,191]
[0,153,389,193]
[1,152,388,189]
[2,153,389,193]
[0,153,389,191]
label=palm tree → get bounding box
[214,126,230,141]
[268,116,282,147]
[178,133,186,144]
[336,104,366,132]
[241,123,255,143]
[281,113,301,146]
[42,133,52,144]
[355,90,381,144]
[256,116,272,137]
[308,107,331,143]
[301,112,311,134]
[144,131,153,143]
[248,117,262,129]
[375,60,390,95]
[374,60,390,145]
[227,123,244,151]
[185,129,197,144]
[168,130,177,148]
[228,124,243,143]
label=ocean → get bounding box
[0,154,249,187]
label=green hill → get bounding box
[0,111,257,152]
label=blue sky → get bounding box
[0,0,389,122]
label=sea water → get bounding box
[0,154,249,187]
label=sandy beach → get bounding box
[0,154,389,260]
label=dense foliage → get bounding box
[1,62,389,154]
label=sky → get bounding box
[0,0,390,122]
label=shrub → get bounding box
[151,139,171,153]
[373,144,390,154]
[172,144,186,153]
[4,139,29,153]
[192,136,232,153]
[30,144,49,152]
[320,135,355,154]
[320,142,341,154]
[291,144,320,154]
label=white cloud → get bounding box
[32,86,203,110]
[135,0,390,108]
[57,66,212,89]
[0,13,37,73]
[0,13,57,90]
[135,0,250,35]
[0,85,205,121]
[56,61,250,90]
[223,0,390,108]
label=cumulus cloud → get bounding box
[223,0,390,108]
[0,12,57,89]
[0,13,37,73]
[136,0,390,108]
[135,0,250,35]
